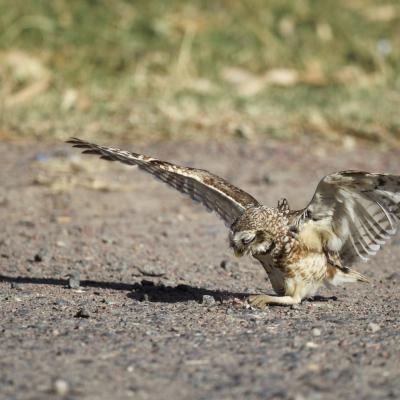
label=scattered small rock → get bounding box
[75,306,90,318]
[305,341,319,349]
[67,271,80,289]
[261,173,272,185]
[101,236,116,244]
[386,272,400,281]
[53,379,69,396]
[10,282,22,291]
[291,304,301,310]
[368,322,381,333]
[220,259,236,272]
[231,297,245,307]
[142,293,150,302]
[101,298,115,305]
[137,265,165,277]
[312,328,321,337]
[161,279,176,288]
[202,295,216,306]
[33,248,47,262]
[55,299,69,306]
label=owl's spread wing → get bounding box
[67,138,259,226]
[292,171,400,265]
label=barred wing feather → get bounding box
[67,138,259,226]
[292,171,400,265]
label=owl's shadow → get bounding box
[0,275,337,304]
[128,280,248,303]
[0,275,247,304]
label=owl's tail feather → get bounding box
[327,266,371,286]
[345,269,371,283]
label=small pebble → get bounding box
[34,248,47,262]
[101,236,116,244]
[10,282,22,291]
[68,272,80,289]
[142,293,150,302]
[55,299,69,306]
[137,265,165,277]
[202,295,216,306]
[312,328,321,337]
[261,174,272,185]
[75,306,90,318]
[368,322,381,333]
[387,272,400,281]
[53,379,69,396]
[291,304,300,310]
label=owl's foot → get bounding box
[248,294,273,308]
[248,294,301,308]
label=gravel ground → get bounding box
[0,138,399,400]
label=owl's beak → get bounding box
[234,248,244,257]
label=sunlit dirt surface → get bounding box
[0,139,399,400]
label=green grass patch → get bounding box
[1,0,399,144]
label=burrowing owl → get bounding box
[68,138,400,307]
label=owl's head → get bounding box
[228,206,290,257]
[229,229,276,257]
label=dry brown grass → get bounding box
[1,0,400,145]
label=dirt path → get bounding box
[1,139,399,400]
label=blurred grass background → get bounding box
[0,0,399,144]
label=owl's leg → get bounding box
[248,294,301,308]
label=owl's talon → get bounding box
[248,294,301,307]
[248,294,271,309]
